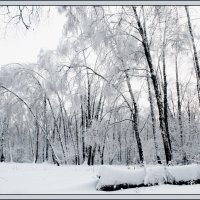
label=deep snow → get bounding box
[0,163,200,194]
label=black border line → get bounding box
[0,1,200,197]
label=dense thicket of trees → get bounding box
[0,6,199,166]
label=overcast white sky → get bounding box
[0,5,199,86]
[0,5,199,67]
[0,7,66,65]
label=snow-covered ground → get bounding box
[0,163,200,194]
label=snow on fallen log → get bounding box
[96,165,145,191]
[96,164,200,191]
[167,165,200,184]
[144,166,168,185]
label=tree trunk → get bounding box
[87,69,92,128]
[81,96,86,163]
[133,6,172,164]
[91,143,97,165]
[175,54,186,163]
[122,61,144,165]
[43,94,47,162]
[75,113,80,165]
[87,145,92,165]
[47,98,68,164]
[162,45,172,152]
[35,117,40,163]
[95,92,103,120]
[185,6,200,106]
[146,72,161,164]
[1,118,6,162]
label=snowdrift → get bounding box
[96,164,200,191]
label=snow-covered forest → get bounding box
[0,5,200,194]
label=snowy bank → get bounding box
[0,163,200,194]
[96,164,200,191]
